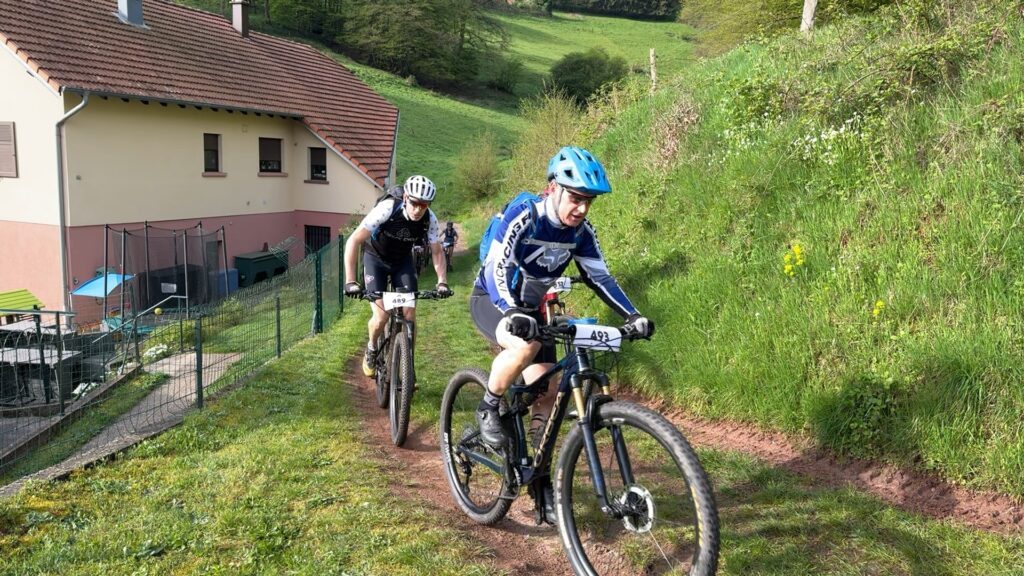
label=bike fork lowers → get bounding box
[573,374,631,518]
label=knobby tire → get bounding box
[556,401,720,576]
[390,330,414,446]
[439,367,514,525]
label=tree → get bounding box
[342,0,506,87]
[801,0,819,33]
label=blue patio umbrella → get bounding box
[70,273,134,297]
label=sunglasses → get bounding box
[406,198,431,209]
[558,185,596,207]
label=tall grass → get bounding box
[549,0,1024,495]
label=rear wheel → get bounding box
[556,401,720,576]
[439,367,514,524]
[389,330,414,446]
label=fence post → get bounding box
[34,310,52,404]
[178,315,184,352]
[344,233,348,313]
[54,313,65,416]
[314,251,323,334]
[276,294,282,358]
[132,318,140,367]
[194,315,203,409]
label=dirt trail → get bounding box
[344,358,572,575]
[637,394,1024,535]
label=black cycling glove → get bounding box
[344,282,363,299]
[624,313,655,339]
[436,283,453,298]
[503,309,538,341]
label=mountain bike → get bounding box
[360,289,448,447]
[439,279,720,575]
[413,241,431,276]
[442,240,455,272]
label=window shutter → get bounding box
[0,122,16,178]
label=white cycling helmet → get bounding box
[403,175,436,202]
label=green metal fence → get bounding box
[0,235,346,489]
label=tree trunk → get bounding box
[801,0,818,33]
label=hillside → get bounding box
[568,0,1024,496]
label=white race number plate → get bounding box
[382,292,416,311]
[573,324,621,351]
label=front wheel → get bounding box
[389,330,414,446]
[439,367,514,525]
[556,401,720,576]
[374,334,389,409]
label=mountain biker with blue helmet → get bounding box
[469,146,654,524]
[344,175,452,377]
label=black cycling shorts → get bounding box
[470,287,556,364]
[363,250,417,294]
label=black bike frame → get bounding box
[499,336,633,518]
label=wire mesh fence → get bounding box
[0,236,346,487]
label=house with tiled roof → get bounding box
[0,0,399,313]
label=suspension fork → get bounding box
[574,373,623,518]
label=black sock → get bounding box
[478,390,501,411]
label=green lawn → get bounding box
[3,252,1024,574]
[487,11,698,98]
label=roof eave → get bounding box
[60,87,304,119]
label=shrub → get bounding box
[452,131,502,200]
[503,91,583,193]
[486,56,525,94]
[549,48,629,106]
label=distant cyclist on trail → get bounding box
[469,146,654,524]
[344,175,452,377]
[442,221,459,252]
[442,221,459,269]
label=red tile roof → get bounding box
[0,0,398,186]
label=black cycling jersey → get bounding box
[362,198,438,262]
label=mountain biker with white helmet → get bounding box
[345,175,452,376]
[469,146,654,524]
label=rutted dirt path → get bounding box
[344,358,572,575]
[637,394,1024,535]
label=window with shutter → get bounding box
[258,137,282,173]
[0,122,16,178]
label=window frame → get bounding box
[258,137,283,174]
[308,146,327,182]
[203,133,222,174]
[0,122,17,178]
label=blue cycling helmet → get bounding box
[546,146,612,195]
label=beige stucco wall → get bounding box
[290,128,383,215]
[0,45,63,224]
[63,97,383,226]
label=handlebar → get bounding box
[539,318,649,342]
[357,289,451,301]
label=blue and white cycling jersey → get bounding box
[475,195,637,318]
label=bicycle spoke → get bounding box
[563,413,704,575]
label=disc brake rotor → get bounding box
[618,485,655,533]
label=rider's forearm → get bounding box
[344,230,367,282]
[431,243,447,284]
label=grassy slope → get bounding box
[485,11,698,97]
[416,253,1024,575]
[331,10,697,217]
[2,253,1023,575]
[574,1,1024,495]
